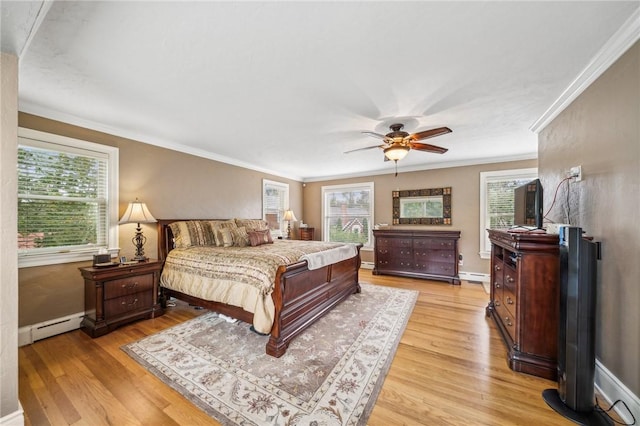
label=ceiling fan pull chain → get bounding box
[395,160,398,177]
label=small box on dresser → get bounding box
[80,260,164,337]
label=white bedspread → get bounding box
[300,243,359,270]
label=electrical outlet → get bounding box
[570,165,582,182]
[458,253,463,266]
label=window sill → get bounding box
[19,247,119,268]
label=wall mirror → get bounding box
[392,187,452,225]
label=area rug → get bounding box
[122,283,417,425]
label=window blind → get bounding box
[18,144,109,252]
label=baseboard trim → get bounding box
[595,360,639,424]
[18,311,85,346]
[459,271,490,283]
[0,403,24,426]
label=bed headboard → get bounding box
[156,218,263,261]
[156,219,228,261]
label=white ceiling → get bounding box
[3,1,639,181]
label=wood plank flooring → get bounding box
[19,270,578,425]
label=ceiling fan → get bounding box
[345,123,452,163]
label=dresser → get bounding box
[80,260,164,337]
[486,229,560,380]
[373,229,460,284]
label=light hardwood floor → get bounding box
[19,270,578,425]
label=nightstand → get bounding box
[299,227,315,241]
[79,260,164,337]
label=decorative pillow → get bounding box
[248,229,274,247]
[211,220,238,246]
[234,218,269,232]
[169,220,217,248]
[231,226,249,247]
[217,227,234,247]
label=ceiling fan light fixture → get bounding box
[384,145,410,161]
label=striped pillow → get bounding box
[169,221,217,248]
[248,229,273,246]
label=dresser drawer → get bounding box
[503,287,517,318]
[374,236,412,248]
[104,273,154,299]
[104,291,153,317]
[414,238,455,250]
[503,265,518,296]
[424,262,456,275]
[495,299,516,342]
[416,249,456,263]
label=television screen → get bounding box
[513,179,543,229]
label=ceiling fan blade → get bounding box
[344,145,384,154]
[362,131,392,142]
[408,127,452,141]
[410,142,448,154]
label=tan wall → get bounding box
[538,42,639,396]
[18,113,303,326]
[302,159,537,273]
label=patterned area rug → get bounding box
[122,283,417,425]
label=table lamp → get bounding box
[119,198,157,261]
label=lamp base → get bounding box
[542,389,612,426]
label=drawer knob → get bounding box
[504,317,512,326]
[495,265,501,271]
[506,276,515,283]
[122,298,139,306]
[122,282,138,289]
[506,297,514,305]
[494,282,501,288]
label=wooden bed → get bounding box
[157,219,362,357]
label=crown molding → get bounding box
[19,102,304,182]
[302,152,538,183]
[530,7,640,134]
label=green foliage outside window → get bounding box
[18,146,106,250]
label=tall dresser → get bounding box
[373,229,460,284]
[486,229,560,380]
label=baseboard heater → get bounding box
[459,271,490,283]
[18,312,85,346]
[360,261,374,270]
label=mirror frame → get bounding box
[392,187,452,225]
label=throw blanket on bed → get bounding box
[160,240,356,333]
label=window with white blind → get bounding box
[321,182,374,249]
[479,168,537,258]
[262,179,289,238]
[18,128,119,267]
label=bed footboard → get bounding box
[266,244,362,357]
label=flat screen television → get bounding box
[513,178,543,229]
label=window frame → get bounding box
[479,168,538,259]
[262,179,289,238]
[18,128,119,268]
[321,182,374,250]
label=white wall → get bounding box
[0,52,23,424]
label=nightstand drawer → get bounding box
[104,291,153,317]
[104,273,154,299]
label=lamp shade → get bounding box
[384,145,410,161]
[283,210,297,222]
[119,199,157,224]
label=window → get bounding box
[479,168,537,258]
[18,128,119,267]
[262,179,289,238]
[321,182,374,249]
